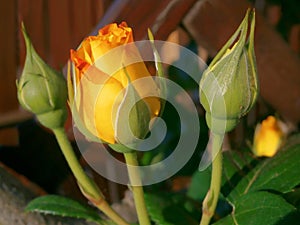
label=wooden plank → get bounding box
[114,0,172,38]
[183,0,300,123]
[0,110,32,129]
[0,1,18,112]
[92,0,130,34]
[0,1,19,146]
[0,0,112,145]
[48,0,109,67]
[289,25,300,54]
[97,0,198,41]
[70,0,93,48]
[69,0,110,48]
[18,0,48,64]
[92,0,106,27]
[150,0,198,41]
[90,0,114,35]
[48,0,72,69]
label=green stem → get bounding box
[53,127,129,225]
[200,133,223,225]
[124,152,151,225]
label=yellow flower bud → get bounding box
[253,116,283,157]
[16,24,68,129]
[199,9,258,134]
[69,22,161,145]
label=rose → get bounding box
[253,116,283,157]
[69,22,161,145]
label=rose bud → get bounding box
[17,24,68,129]
[253,116,284,157]
[69,22,161,146]
[199,9,258,134]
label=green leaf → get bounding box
[213,191,296,225]
[221,149,260,200]
[145,192,198,225]
[25,195,103,224]
[284,187,300,209]
[187,166,211,201]
[225,144,300,202]
[246,144,300,193]
[214,139,300,224]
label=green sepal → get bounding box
[114,67,151,146]
[205,112,238,134]
[109,144,134,153]
[148,29,166,116]
[36,109,67,130]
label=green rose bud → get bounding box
[16,23,68,129]
[199,9,258,134]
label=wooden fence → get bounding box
[0,0,112,145]
[0,0,300,146]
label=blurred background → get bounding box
[0,0,299,218]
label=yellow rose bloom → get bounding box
[70,22,161,144]
[253,116,283,157]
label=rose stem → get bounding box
[199,133,223,225]
[53,127,129,225]
[124,152,151,225]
